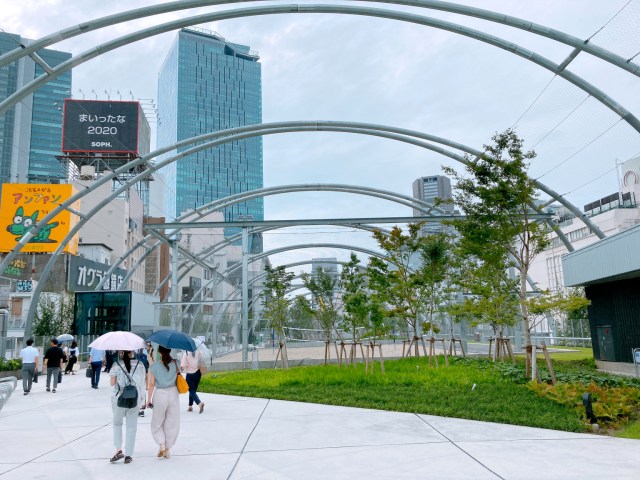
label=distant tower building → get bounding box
[157,28,263,230]
[412,175,453,216]
[0,33,71,187]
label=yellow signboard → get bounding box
[0,184,80,254]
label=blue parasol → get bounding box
[146,329,196,352]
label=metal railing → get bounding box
[0,376,17,412]
[531,336,592,348]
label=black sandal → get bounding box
[124,456,132,464]
[110,451,124,463]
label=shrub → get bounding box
[529,381,640,430]
[0,358,22,372]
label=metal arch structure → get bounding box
[100,183,437,293]
[135,185,440,295]
[3,0,639,76]
[0,118,607,275]
[2,1,640,90]
[7,121,596,338]
[1,4,640,136]
[2,123,481,338]
[150,221,394,296]
[186,259,362,335]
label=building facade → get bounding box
[156,28,263,225]
[412,175,453,215]
[529,156,640,293]
[0,33,71,187]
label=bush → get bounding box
[454,357,640,430]
[0,358,22,372]
[529,381,640,430]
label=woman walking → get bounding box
[180,349,205,413]
[109,350,145,464]
[147,345,180,459]
[64,341,79,375]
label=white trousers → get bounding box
[151,386,180,449]
[112,398,139,456]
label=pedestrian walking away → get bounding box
[43,338,64,393]
[65,341,79,375]
[147,345,180,459]
[89,347,105,389]
[180,349,205,413]
[109,350,146,464]
[19,338,39,395]
[104,350,115,373]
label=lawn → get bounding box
[200,354,640,432]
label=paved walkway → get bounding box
[1,370,639,479]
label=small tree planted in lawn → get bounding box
[443,129,549,350]
[261,265,295,368]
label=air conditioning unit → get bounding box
[79,165,96,180]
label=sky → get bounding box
[4,0,640,266]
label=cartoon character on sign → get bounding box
[6,207,59,243]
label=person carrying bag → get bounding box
[109,351,145,465]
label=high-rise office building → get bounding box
[0,33,71,187]
[412,175,453,216]
[157,28,263,227]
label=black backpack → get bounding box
[116,360,139,409]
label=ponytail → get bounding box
[158,345,172,370]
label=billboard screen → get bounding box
[0,184,80,254]
[62,99,140,154]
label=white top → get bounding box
[180,350,202,374]
[109,360,146,409]
[20,346,39,363]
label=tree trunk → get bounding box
[520,269,531,347]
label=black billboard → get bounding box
[68,255,128,292]
[62,100,140,154]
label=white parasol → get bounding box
[89,331,146,351]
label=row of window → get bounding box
[548,226,592,249]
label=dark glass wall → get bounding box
[586,276,640,363]
[74,291,132,335]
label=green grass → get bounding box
[200,357,586,432]
[616,420,640,439]
[546,347,593,362]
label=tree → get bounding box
[301,267,340,343]
[338,253,370,344]
[418,233,453,335]
[564,288,591,339]
[449,259,520,336]
[527,288,591,340]
[260,265,295,342]
[288,295,315,339]
[33,292,74,337]
[443,129,549,348]
[367,224,454,357]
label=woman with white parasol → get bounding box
[89,332,147,464]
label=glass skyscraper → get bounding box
[0,33,71,187]
[157,28,263,226]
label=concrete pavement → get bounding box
[1,369,639,479]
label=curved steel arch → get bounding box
[141,186,440,294]
[0,118,609,279]
[1,4,639,137]
[106,183,434,294]
[223,243,392,278]
[2,0,638,76]
[153,222,388,295]
[12,121,598,336]
[188,259,359,334]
